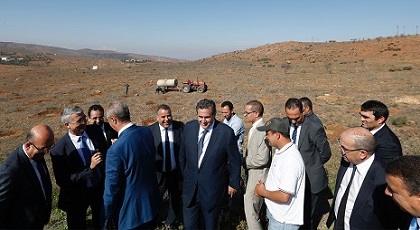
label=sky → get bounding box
[1,1,419,60]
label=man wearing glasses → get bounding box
[0,124,55,229]
[284,98,331,229]
[50,105,108,229]
[243,100,272,230]
[327,127,407,229]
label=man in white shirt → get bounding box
[255,117,306,230]
[221,101,245,156]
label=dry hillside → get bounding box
[0,35,419,229]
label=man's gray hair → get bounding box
[107,101,131,122]
[61,106,84,124]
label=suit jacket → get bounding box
[294,116,331,194]
[327,155,407,229]
[0,147,52,229]
[103,125,159,229]
[179,120,241,211]
[50,125,108,212]
[103,122,118,148]
[244,119,271,187]
[374,124,403,164]
[148,120,184,183]
[306,111,324,127]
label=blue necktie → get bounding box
[36,160,50,199]
[80,136,92,166]
[409,217,419,230]
[292,124,298,144]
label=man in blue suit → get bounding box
[179,99,241,229]
[103,101,159,229]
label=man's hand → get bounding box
[90,152,103,169]
[228,186,237,197]
[254,179,266,197]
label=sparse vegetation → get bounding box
[1,35,420,230]
[392,116,408,127]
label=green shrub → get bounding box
[392,116,408,127]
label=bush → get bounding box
[391,116,408,127]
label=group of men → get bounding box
[0,97,419,230]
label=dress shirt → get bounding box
[68,132,95,166]
[198,121,215,167]
[289,123,302,146]
[101,123,107,140]
[370,123,385,136]
[159,124,176,171]
[22,145,47,198]
[334,154,375,230]
[223,114,245,155]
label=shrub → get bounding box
[392,116,408,127]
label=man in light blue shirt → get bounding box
[221,101,245,156]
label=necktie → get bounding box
[292,124,298,144]
[80,136,92,167]
[198,129,208,161]
[409,217,419,230]
[36,160,50,199]
[164,128,172,172]
[335,165,357,230]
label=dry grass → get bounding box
[1,35,420,229]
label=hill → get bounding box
[0,35,419,229]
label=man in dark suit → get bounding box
[103,101,159,229]
[179,99,241,229]
[327,127,407,229]
[87,104,118,147]
[0,124,54,229]
[360,100,402,164]
[50,105,108,229]
[285,98,331,229]
[300,96,323,127]
[148,104,184,228]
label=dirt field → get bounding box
[1,35,419,229]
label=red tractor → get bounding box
[181,78,207,93]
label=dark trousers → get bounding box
[65,187,103,229]
[183,189,222,230]
[158,171,181,225]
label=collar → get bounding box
[159,123,173,132]
[252,118,264,128]
[274,142,293,155]
[68,131,87,142]
[370,123,385,135]
[353,154,375,177]
[118,122,134,136]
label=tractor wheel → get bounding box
[197,86,205,93]
[182,84,191,93]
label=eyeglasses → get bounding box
[337,140,362,157]
[30,142,55,153]
[243,111,255,116]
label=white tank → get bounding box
[156,79,178,87]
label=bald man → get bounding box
[327,127,407,229]
[0,125,55,229]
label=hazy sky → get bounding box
[1,1,419,60]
